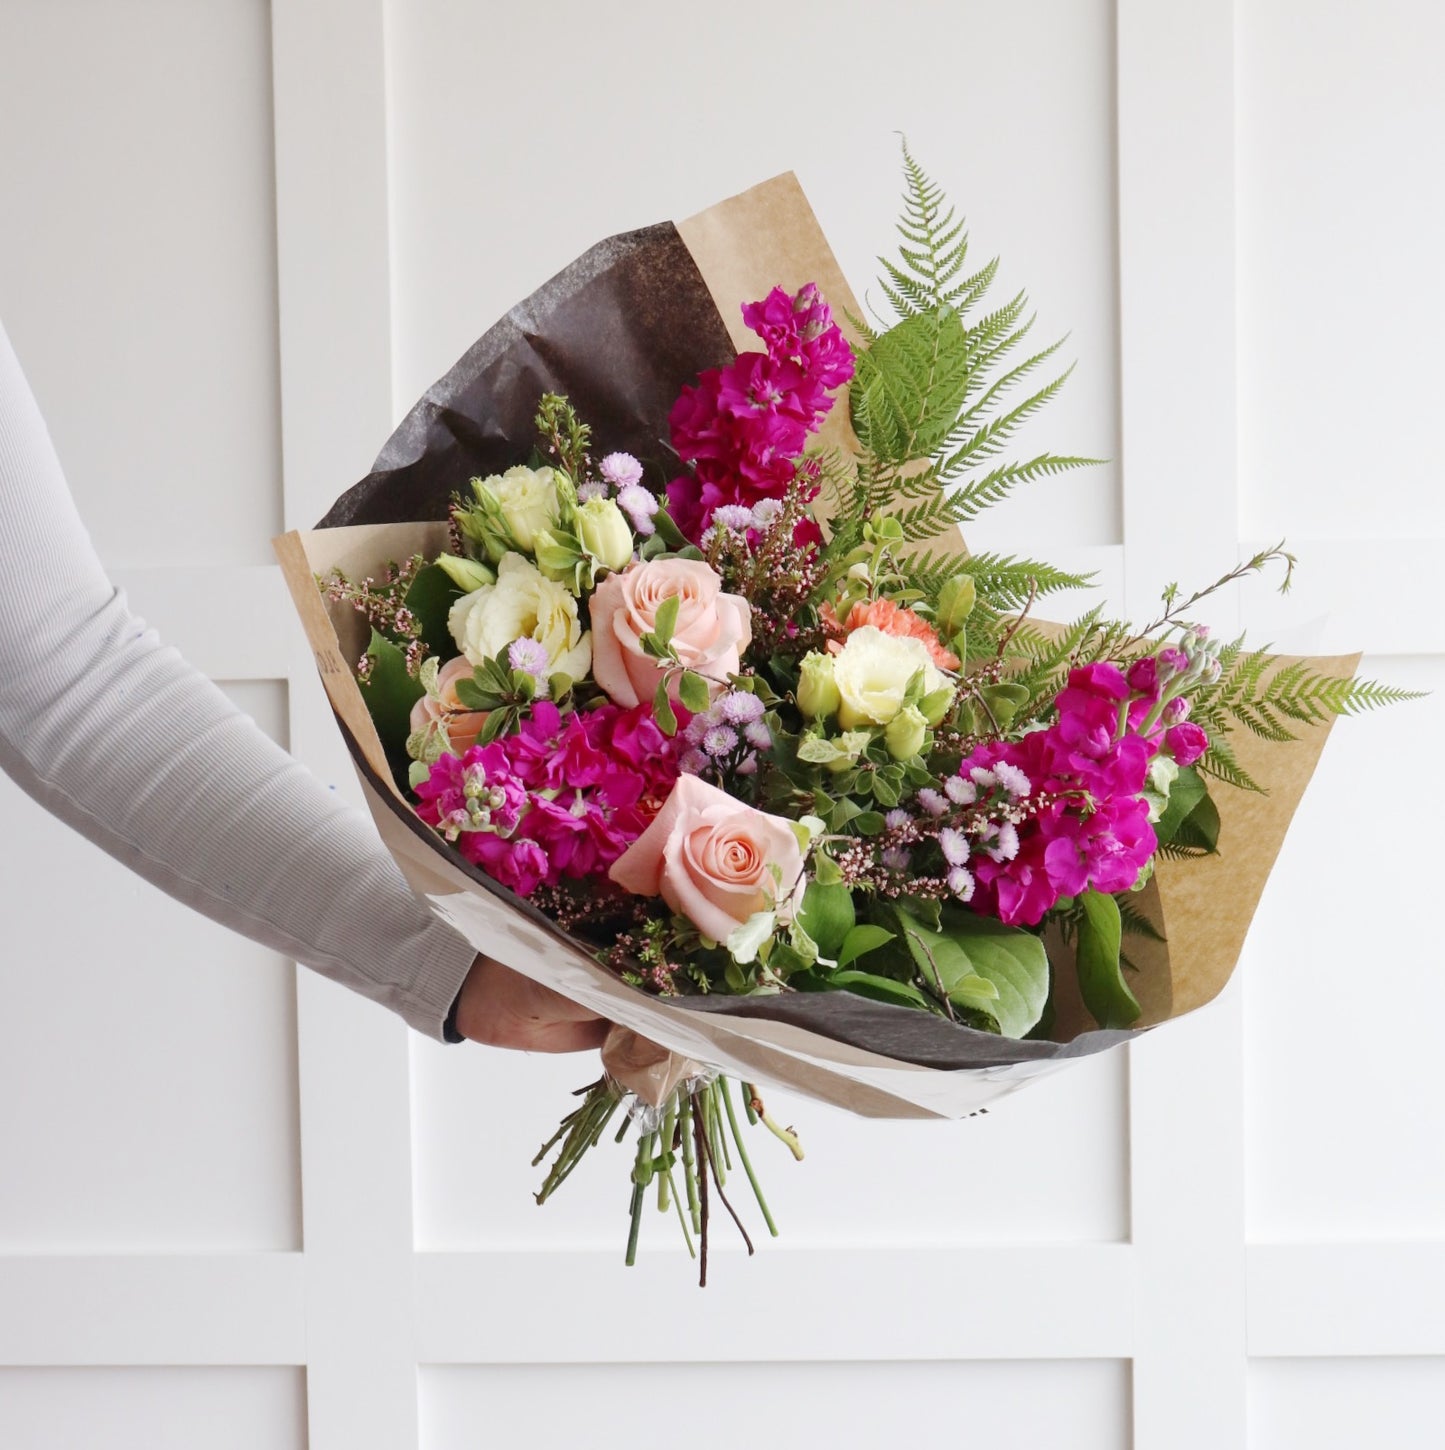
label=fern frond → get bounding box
[1192,647,1426,751]
[829,142,1091,546]
[938,366,1077,477]
[948,453,1099,524]
[951,337,1069,433]
[1117,896,1167,942]
[954,551,1094,610]
[1196,732,1264,795]
[944,256,998,317]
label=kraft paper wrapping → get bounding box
[276,175,1354,1120]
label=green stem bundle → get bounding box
[533,1073,797,1287]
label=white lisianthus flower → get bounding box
[448,553,591,680]
[476,464,563,551]
[832,625,951,728]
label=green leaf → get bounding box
[357,630,425,754]
[1171,791,1221,855]
[813,851,844,887]
[768,942,813,977]
[652,506,689,551]
[678,670,711,714]
[653,679,678,737]
[1154,765,1207,845]
[853,811,886,837]
[653,594,681,647]
[936,574,977,636]
[897,905,1049,1037]
[1075,889,1141,1029]
[797,882,856,959]
[478,707,516,745]
[454,676,504,712]
[835,923,896,967]
[871,773,901,807]
[478,656,514,696]
[946,974,1001,1017]
[404,563,465,656]
[829,970,938,1013]
[978,682,1031,727]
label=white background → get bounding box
[1,1,1442,1446]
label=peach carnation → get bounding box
[824,597,960,671]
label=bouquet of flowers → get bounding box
[278,150,1410,1282]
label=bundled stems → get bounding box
[721,1079,778,1237]
[533,1073,797,1285]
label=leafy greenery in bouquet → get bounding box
[323,148,1413,1278]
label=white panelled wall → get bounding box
[0,1,1440,1446]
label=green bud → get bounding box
[826,729,873,774]
[434,553,495,592]
[884,704,928,761]
[918,684,956,727]
[797,650,842,721]
[575,497,635,572]
[532,528,585,586]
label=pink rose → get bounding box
[590,559,751,708]
[409,656,489,754]
[609,775,804,944]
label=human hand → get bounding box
[452,954,609,1052]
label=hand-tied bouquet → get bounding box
[279,150,1412,1282]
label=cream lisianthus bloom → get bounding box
[448,553,591,680]
[477,464,563,552]
[831,625,953,728]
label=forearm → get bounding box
[0,319,476,1038]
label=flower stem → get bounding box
[705,1083,729,1183]
[694,1096,754,1260]
[664,1164,695,1259]
[657,1100,678,1213]
[680,1092,701,1234]
[625,1129,656,1267]
[747,1086,806,1162]
[721,1078,778,1237]
[692,1091,710,1288]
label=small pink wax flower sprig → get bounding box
[666,283,854,545]
[413,700,683,897]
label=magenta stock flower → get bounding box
[666,283,854,543]
[946,661,1190,926]
[412,701,683,896]
[1164,721,1209,767]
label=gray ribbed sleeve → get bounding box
[0,320,477,1039]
